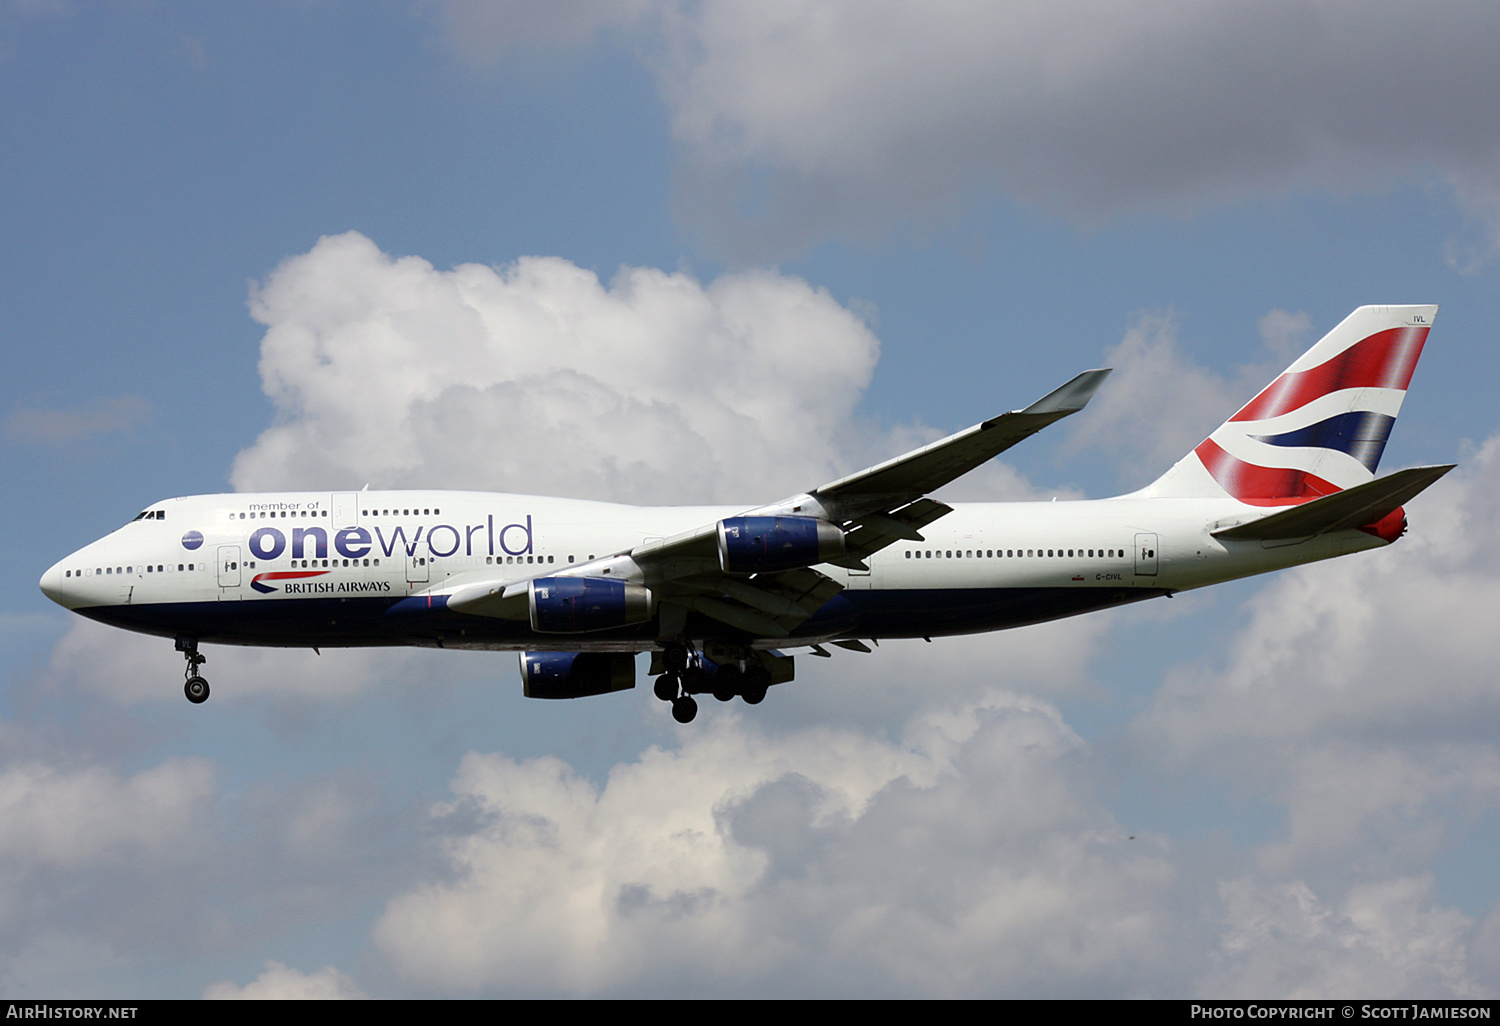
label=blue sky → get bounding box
[4,1,1500,998]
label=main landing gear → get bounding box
[655,642,697,723]
[653,642,774,723]
[176,638,209,704]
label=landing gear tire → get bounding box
[653,673,679,702]
[184,676,210,704]
[740,665,770,705]
[680,666,707,694]
[177,639,209,705]
[663,643,689,673]
[712,664,742,702]
[671,695,698,724]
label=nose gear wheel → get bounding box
[176,638,210,704]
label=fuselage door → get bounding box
[406,554,430,584]
[218,545,242,588]
[1134,533,1158,577]
[332,492,359,531]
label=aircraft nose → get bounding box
[39,558,80,609]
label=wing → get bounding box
[443,368,1111,638]
[811,368,1111,506]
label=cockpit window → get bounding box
[128,510,165,524]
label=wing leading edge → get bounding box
[811,368,1111,503]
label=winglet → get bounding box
[1021,368,1112,416]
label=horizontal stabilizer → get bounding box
[1213,464,1455,541]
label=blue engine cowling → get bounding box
[520,652,636,699]
[528,577,654,633]
[716,516,845,574]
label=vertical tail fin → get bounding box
[1146,305,1435,504]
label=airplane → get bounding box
[39,305,1452,724]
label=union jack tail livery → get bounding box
[1147,305,1435,505]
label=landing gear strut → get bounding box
[662,642,689,674]
[177,638,209,704]
[654,642,700,723]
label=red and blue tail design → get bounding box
[1148,306,1435,505]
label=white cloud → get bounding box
[1119,435,1500,973]
[204,960,366,999]
[1256,309,1313,362]
[1066,309,1303,485]
[232,231,885,504]
[442,2,1500,254]
[0,757,213,871]
[373,692,1182,996]
[0,750,219,973]
[372,683,1500,997]
[1206,876,1483,998]
[1144,436,1500,761]
[1067,312,1237,483]
[775,615,1115,731]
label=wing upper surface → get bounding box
[812,369,1110,501]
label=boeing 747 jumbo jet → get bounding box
[40,306,1452,723]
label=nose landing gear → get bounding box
[176,638,210,704]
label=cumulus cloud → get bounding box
[374,693,1183,996]
[777,614,1115,731]
[1067,308,1306,486]
[1143,436,1500,762]
[1205,876,1484,998]
[374,683,1498,997]
[1111,436,1500,993]
[204,960,366,999]
[1067,312,1237,484]
[0,757,213,871]
[232,231,886,504]
[440,2,1500,254]
[0,749,221,983]
[0,707,419,995]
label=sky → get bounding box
[2,0,1500,999]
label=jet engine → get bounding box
[520,651,635,699]
[528,577,654,633]
[716,516,844,574]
